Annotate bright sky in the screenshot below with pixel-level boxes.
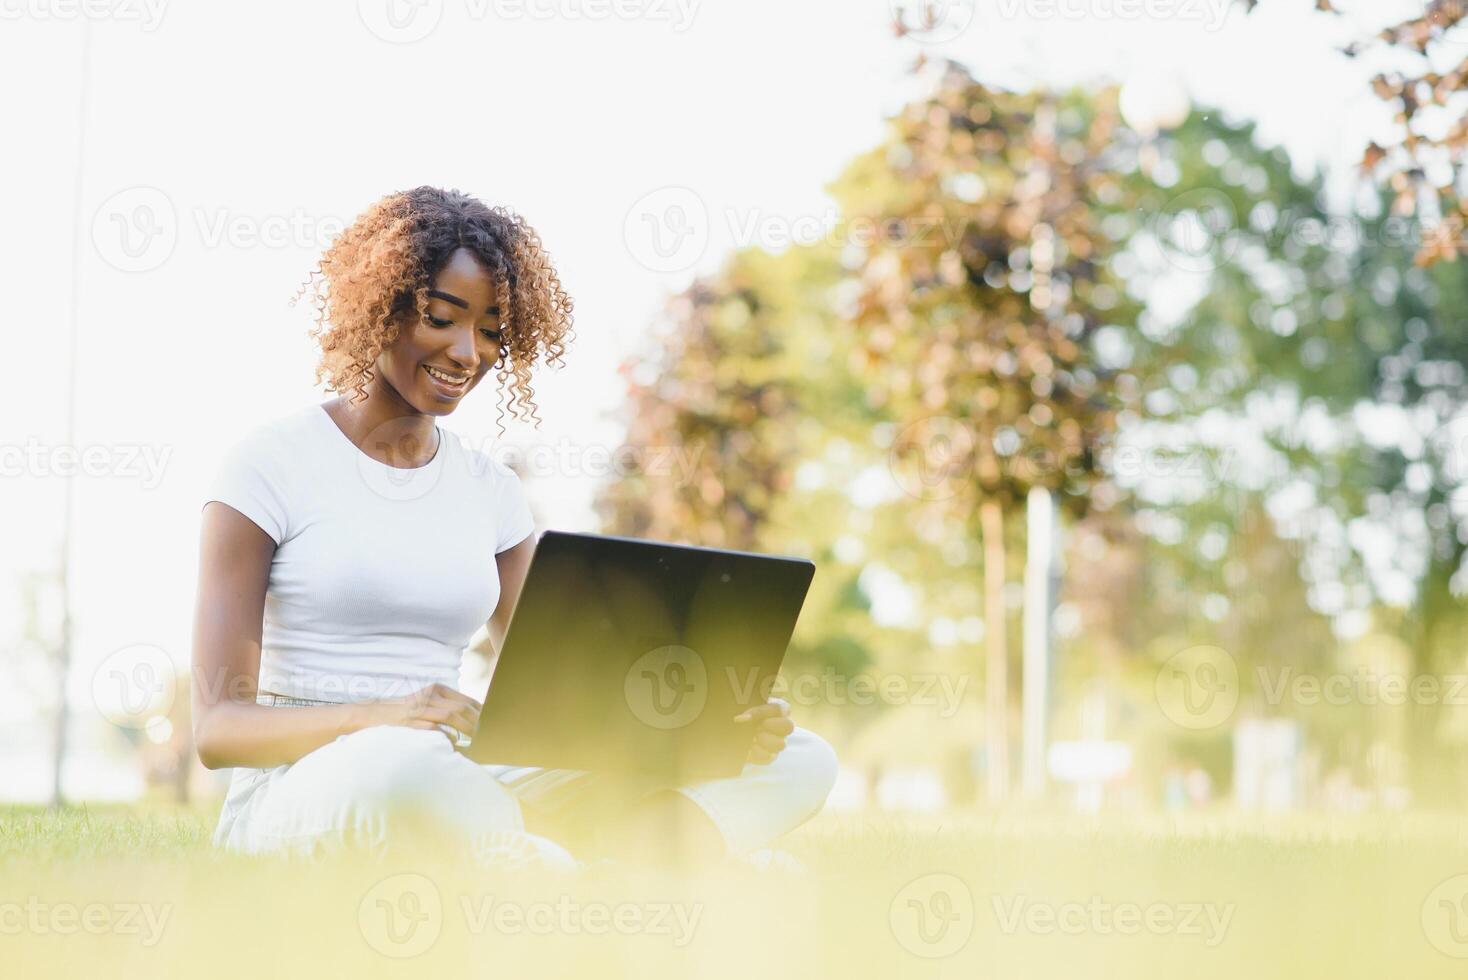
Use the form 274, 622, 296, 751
0, 0, 1428, 798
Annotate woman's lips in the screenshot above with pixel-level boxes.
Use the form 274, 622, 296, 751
423, 364, 470, 396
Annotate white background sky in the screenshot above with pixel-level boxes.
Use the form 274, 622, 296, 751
0, 0, 1430, 798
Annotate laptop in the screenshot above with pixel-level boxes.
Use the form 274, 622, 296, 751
463, 530, 816, 780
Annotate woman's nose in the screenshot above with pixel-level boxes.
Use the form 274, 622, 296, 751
447, 326, 479, 370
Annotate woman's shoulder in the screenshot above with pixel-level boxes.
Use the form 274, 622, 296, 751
203, 405, 330, 544
216, 404, 330, 469
451, 432, 525, 486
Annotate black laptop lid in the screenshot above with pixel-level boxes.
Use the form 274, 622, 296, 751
466, 531, 816, 780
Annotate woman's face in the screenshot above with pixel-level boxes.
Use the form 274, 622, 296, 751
375, 246, 504, 415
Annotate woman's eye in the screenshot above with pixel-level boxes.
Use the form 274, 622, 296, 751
482, 329, 502, 342
427, 316, 453, 327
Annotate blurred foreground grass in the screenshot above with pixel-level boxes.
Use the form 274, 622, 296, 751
5, 802, 1468, 978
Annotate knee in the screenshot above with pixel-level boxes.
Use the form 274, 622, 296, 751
331, 726, 520, 832
776, 726, 839, 817
331, 727, 443, 814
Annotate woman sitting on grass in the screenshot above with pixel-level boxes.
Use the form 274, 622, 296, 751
190, 186, 837, 869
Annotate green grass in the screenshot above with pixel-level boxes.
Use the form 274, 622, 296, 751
5, 803, 1468, 978
0, 803, 214, 861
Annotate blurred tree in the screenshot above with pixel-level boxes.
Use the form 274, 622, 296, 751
597, 53, 1461, 808
596, 243, 918, 764
596, 244, 845, 551
1302, 194, 1468, 803
1245, 0, 1468, 263
1102, 92, 1468, 800
829, 62, 1146, 801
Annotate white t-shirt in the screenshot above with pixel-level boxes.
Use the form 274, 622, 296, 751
201, 403, 536, 702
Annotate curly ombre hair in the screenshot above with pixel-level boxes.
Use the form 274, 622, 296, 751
299, 186, 574, 429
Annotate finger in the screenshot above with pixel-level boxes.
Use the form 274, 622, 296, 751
419, 705, 478, 735
418, 707, 475, 737
406, 720, 456, 744
755, 732, 788, 753
734, 703, 785, 723
771, 697, 790, 717
424, 694, 468, 718
433, 685, 483, 711
758, 716, 795, 737
451, 708, 480, 736
746, 748, 776, 766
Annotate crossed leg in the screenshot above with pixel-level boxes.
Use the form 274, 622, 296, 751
225, 723, 839, 866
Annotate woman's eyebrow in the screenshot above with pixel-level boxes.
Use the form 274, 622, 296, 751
427, 289, 468, 309
428, 288, 499, 314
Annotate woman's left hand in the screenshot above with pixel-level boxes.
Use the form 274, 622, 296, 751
734, 697, 794, 766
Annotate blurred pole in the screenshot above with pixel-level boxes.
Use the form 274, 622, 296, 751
51, 19, 93, 811
1022, 486, 1054, 799
980, 498, 1009, 803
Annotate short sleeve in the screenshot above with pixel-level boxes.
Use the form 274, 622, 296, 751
202, 433, 290, 546
495, 465, 536, 553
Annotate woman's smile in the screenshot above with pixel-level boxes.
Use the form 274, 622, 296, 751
423, 363, 472, 398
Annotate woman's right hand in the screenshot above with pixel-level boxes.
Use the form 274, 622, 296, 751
363, 683, 482, 746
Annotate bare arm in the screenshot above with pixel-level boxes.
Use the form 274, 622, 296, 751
190, 502, 386, 769
482, 531, 538, 670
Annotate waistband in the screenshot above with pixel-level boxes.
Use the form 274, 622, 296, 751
256, 690, 465, 747
256, 691, 341, 707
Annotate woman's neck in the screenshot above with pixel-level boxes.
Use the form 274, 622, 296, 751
325, 384, 440, 468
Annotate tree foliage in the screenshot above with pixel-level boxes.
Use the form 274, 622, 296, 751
1246, 0, 1468, 263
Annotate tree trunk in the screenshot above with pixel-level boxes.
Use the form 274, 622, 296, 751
1022, 487, 1055, 799
1407, 532, 1466, 808
981, 497, 1010, 804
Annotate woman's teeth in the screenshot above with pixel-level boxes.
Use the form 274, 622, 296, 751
425, 366, 468, 387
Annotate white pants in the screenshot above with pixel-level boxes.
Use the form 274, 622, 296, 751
212, 723, 838, 860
